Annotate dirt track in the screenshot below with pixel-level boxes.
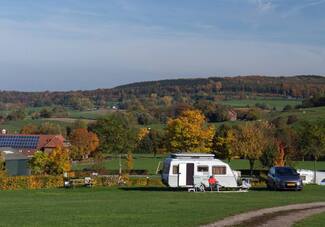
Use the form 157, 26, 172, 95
202, 202, 325, 227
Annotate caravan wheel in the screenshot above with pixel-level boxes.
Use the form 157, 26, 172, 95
199, 184, 205, 192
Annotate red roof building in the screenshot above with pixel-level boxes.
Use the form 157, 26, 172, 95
0, 134, 68, 157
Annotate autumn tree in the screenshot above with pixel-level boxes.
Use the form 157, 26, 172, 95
30, 148, 71, 175
39, 108, 52, 118
29, 151, 49, 175
166, 110, 214, 153
38, 122, 63, 135
47, 147, 71, 175
212, 124, 236, 162
70, 128, 99, 160
20, 124, 38, 134
273, 127, 296, 166
136, 128, 165, 156
20, 122, 64, 135
137, 128, 150, 142
234, 121, 270, 176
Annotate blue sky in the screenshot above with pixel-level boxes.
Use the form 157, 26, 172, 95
0, 0, 325, 91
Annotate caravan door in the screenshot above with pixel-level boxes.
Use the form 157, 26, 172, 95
178, 163, 187, 186
178, 163, 194, 187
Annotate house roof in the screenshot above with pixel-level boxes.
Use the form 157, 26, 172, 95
37, 135, 65, 149
0, 134, 65, 151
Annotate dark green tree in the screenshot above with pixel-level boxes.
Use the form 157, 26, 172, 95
297, 121, 325, 182
91, 113, 137, 154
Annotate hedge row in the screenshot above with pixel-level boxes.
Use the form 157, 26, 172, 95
127, 177, 164, 187
0, 176, 64, 190
0, 175, 164, 190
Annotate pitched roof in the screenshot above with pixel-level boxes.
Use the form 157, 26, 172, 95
0, 134, 65, 150
37, 135, 65, 149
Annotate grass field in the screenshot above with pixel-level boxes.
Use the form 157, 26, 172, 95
269, 106, 325, 123
294, 211, 325, 227
0, 119, 73, 134
0, 185, 323, 226
68, 109, 114, 120
73, 155, 325, 174
220, 98, 302, 110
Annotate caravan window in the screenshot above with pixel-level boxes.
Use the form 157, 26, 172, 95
172, 165, 179, 174
212, 166, 227, 175
197, 166, 209, 173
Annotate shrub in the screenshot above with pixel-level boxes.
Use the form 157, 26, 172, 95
127, 177, 164, 187
92, 176, 120, 187
0, 176, 64, 190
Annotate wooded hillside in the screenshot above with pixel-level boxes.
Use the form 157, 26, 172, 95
0, 75, 324, 109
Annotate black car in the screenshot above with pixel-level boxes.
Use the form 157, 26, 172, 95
267, 166, 303, 191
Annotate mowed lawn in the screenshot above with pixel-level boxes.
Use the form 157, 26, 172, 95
0, 185, 324, 226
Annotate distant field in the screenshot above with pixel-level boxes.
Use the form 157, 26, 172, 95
269, 106, 325, 123
0, 119, 72, 134
0, 185, 323, 227
0, 108, 114, 132
220, 98, 302, 110
68, 109, 114, 119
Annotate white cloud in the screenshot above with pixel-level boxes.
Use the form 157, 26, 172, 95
253, 0, 275, 13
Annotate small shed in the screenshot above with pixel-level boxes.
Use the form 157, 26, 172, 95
1, 149, 30, 176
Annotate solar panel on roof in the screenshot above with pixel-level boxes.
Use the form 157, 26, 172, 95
0, 135, 39, 149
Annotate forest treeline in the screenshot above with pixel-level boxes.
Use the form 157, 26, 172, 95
0, 75, 325, 110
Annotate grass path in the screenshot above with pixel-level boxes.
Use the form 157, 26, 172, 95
203, 202, 325, 227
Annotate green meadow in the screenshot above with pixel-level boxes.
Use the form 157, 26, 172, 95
0, 185, 323, 227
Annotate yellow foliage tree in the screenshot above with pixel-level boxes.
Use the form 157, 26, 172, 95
137, 128, 150, 143
166, 110, 214, 153
48, 147, 71, 174
234, 121, 270, 175
70, 128, 100, 160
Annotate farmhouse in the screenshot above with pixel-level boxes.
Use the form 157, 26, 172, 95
0, 134, 68, 157
0, 134, 69, 176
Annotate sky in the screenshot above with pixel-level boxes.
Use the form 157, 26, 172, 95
0, 0, 325, 91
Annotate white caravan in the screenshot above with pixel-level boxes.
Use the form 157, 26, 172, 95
297, 169, 325, 185
161, 153, 243, 189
